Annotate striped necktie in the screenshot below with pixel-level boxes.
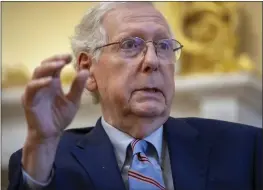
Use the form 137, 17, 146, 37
128, 139, 166, 190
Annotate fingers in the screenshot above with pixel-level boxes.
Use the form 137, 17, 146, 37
24, 54, 73, 106
32, 61, 65, 79
41, 54, 72, 65
33, 54, 72, 79
22, 76, 53, 106
66, 70, 89, 105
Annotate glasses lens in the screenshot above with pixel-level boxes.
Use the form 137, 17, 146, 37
157, 40, 182, 61
120, 37, 145, 57
119, 37, 183, 61
157, 39, 173, 51
156, 39, 174, 59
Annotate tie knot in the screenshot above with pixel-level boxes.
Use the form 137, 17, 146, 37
131, 139, 147, 155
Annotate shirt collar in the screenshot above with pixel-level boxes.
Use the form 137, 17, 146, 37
101, 117, 163, 169
144, 125, 163, 161
101, 117, 133, 169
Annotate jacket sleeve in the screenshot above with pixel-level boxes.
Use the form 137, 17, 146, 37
7, 149, 56, 190
254, 127, 263, 190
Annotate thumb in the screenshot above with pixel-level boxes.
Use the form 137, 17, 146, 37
66, 70, 89, 105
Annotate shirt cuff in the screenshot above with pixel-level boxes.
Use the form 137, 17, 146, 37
22, 168, 54, 188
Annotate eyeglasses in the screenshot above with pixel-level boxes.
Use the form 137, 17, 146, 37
93, 37, 183, 61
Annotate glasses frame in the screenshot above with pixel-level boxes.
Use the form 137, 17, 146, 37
93, 37, 184, 57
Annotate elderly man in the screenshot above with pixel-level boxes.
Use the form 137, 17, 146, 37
8, 2, 262, 190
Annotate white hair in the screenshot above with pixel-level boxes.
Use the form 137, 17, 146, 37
70, 2, 154, 66
70, 2, 159, 103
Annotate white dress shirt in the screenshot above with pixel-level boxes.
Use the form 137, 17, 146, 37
23, 117, 174, 189
101, 117, 174, 190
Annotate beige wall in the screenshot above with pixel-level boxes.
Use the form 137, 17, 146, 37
2, 2, 95, 72
2, 2, 262, 73
239, 2, 262, 71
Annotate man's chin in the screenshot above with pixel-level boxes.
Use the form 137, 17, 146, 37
130, 102, 165, 117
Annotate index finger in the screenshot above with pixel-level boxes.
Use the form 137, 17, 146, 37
41, 53, 72, 65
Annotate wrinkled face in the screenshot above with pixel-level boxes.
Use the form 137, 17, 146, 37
94, 3, 175, 118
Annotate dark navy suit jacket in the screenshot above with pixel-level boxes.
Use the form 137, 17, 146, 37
8, 117, 262, 190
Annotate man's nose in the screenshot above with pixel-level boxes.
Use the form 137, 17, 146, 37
141, 43, 160, 73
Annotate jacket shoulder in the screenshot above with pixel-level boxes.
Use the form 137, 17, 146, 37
185, 117, 260, 131
169, 116, 262, 138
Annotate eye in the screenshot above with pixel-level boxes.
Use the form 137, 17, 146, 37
157, 40, 172, 50
120, 37, 144, 50
120, 39, 137, 49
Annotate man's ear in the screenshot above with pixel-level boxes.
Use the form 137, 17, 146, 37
77, 52, 97, 92
77, 51, 92, 70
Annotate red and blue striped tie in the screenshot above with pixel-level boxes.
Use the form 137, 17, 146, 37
128, 139, 166, 190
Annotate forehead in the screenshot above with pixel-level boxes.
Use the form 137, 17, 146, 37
102, 3, 171, 41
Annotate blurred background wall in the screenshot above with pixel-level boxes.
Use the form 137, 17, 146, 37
2, 2, 262, 73
1, 2, 262, 189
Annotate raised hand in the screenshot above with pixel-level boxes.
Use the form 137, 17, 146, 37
22, 54, 89, 140
21, 54, 89, 183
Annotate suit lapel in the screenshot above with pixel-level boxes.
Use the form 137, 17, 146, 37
164, 117, 212, 190
71, 118, 126, 190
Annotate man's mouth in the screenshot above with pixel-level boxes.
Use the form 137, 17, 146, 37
140, 88, 160, 93
135, 87, 163, 94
